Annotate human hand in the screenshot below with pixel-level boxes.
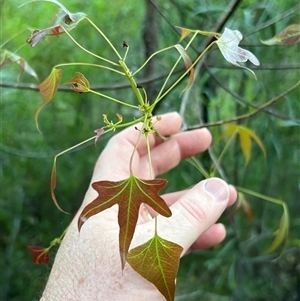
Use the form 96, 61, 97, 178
40, 112, 237, 301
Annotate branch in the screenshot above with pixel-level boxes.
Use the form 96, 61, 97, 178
205, 66, 299, 122
186, 80, 300, 130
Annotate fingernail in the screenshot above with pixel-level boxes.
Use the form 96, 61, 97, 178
204, 178, 228, 202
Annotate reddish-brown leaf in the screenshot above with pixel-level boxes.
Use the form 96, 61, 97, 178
127, 234, 183, 301
261, 24, 300, 45
23, 0, 86, 47
35, 68, 63, 131
94, 128, 105, 145
28, 246, 50, 264
228, 192, 253, 222
64, 72, 90, 93
174, 44, 194, 93
78, 176, 171, 269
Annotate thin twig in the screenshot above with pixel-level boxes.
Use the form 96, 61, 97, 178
186, 80, 300, 130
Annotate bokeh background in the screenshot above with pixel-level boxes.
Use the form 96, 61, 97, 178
1, 0, 299, 300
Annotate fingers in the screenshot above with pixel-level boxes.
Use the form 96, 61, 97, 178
133, 178, 230, 255
139, 128, 211, 177
120, 112, 183, 156
91, 112, 211, 181
162, 184, 237, 208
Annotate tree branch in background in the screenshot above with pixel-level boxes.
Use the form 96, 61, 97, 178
186, 80, 300, 130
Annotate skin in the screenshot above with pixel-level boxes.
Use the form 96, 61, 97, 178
40, 112, 237, 301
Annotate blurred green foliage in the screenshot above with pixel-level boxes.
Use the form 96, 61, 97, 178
1, 0, 299, 300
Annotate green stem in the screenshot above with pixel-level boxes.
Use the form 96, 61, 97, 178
119, 60, 145, 106
132, 45, 174, 76
62, 26, 119, 66
89, 89, 140, 109
153, 40, 217, 106
153, 32, 198, 105
212, 127, 237, 176
84, 17, 123, 60
123, 45, 130, 62
236, 186, 286, 206
187, 156, 210, 179
54, 62, 125, 75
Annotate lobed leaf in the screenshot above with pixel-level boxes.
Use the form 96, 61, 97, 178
261, 24, 300, 45
216, 28, 260, 79
36, 68, 63, 131
127, 234, 183, 301
174, 44, 194, 93
78, 176, 171, 269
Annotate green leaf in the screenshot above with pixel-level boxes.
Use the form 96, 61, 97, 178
264, 206, 289, 254
0, 49, 38, 80
36, 68, 63, 132
261, 24, 300, 45
216, 28, 260, 79
220, 124, 266, 164
64, 72, 90, 92
174, 44, 194, 93
78, 176, 171, 269
127, 234, 183, 301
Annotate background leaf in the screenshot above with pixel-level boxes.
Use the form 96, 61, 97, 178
261, 24, 300, 45
127, 234, 183, 301
220, 124, 266, 164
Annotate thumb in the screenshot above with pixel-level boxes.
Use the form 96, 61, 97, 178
134, 178, 230, 253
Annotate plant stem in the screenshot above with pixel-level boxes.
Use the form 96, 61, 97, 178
89, 89, 140, 109
212, 127, 238, 176
62, 27, 119, 66
84, 17, 123, 61
132, 45, 174, 76
55, 62, 125, 75
146, 32, 198, 106
153, 40, 216, 105
119, 60, 145, 106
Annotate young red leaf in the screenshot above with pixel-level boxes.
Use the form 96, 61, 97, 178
28, 246, 50, 264
261, 24, 300, 45
127, 234, 183, 301
64, 72, 90, 93
228, 192, 253, 222
22, 0, 86, 47
94, 128, 105, 145
174, 44, 194, 93
78, 176, 171, 269
216, 28, 260, 79
0, 49, 38, 80
35, 68, 63, 131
